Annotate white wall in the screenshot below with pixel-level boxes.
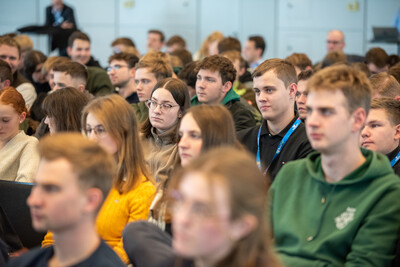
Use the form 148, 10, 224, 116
0, 0, 398, 66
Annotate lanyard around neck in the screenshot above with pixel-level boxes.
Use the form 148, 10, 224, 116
391, 151, 400, 167
256, 118, 301, 174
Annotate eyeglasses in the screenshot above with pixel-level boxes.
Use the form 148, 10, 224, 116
145, 99, 179, 113
326, 40, 342, 45
106, 65, 129, 72
85, 125, 107, 137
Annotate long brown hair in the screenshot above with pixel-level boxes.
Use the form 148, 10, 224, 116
82, 94, 153, 193
169, 147, 282, 267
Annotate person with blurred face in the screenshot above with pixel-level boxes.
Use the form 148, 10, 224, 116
271, 65, 400, 266
7, 133, 125, 267
0, 87, 38, 183
326, 30, 345, 53
295, 70, 313, 121
107, 52, 139, 104
67, 31, 101, 68
238, 59, 313, 180
0, 59, 12, 92
147, 30, 165, 52
0, 37, 36, 110
242, 35, 265, 69
361, 97, 400, 175
51, 61, 87, 92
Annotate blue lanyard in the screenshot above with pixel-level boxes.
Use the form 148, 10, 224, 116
391, 151, 400, 167
256, 118, 301, 174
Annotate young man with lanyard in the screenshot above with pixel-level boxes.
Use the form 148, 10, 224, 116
238, 58, 312, 180
270, 65, 400, 266
361, 97, 400, 176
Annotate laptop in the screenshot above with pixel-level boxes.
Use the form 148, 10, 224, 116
372, 27, 400, 43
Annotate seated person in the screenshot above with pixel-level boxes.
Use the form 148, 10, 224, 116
7, 133, 125, 267
0, 87, 38, 183
361, 97, 400, 176
365, 47, 389, 75
270, 65, 400, 266
295, 70, 313, 121
285, 52, 312, 75
123, 147, 283, 267
369, 72, 400, 101
141, 78, 190, 184
0, 59, 12, 92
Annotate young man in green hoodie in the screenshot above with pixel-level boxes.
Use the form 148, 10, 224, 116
270, 64, 400, 266
191, 55, 256, 131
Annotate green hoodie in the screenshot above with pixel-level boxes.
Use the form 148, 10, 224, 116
270, 149, 400, 267
190, 87, 240, 106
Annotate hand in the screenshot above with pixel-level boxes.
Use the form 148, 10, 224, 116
61, 21, 74, 29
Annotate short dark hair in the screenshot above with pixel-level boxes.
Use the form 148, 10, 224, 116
111, 37, 135, 48
0, 59, 12, 83
389, 64, 400, 84
195, 55, 236, 84
166, 35, 186, 49
369, 72, 400, 98
53, 61, 88, 84
217, 37, 241, 54
0, 36, 21, 57
22, 50, 47, 81
108, 52, 139, 68
298, 69, 313, 82
68, 31, 91, 47
365, 47, 389, 68
170, 49, 193, 67
285, 53, 312, 71
249, 35, 266, 56
178, 61, 198, 88
148, 29, 165, 43
253, 58, 297, 88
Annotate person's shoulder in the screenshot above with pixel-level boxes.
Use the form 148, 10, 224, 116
7, 246, 52, 267
237, 123, 259, 139
75, 240, 125, 267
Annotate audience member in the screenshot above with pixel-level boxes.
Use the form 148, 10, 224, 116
124, 147, 283, 267
13, 34, 33, 71
296, 69, 313, 121
192, 55, 256, 131
242, 35, 266, 69
389, 63, 400, 84
0, 36, 36, 109
170, 49, 192, 67
107, 52, 140, 104
217, 36, 241, 54
178, 60, 197, 98
0, 87, 38, 183
285, 52, 312, 74
7, 133, 125, 267
321, 50, 348, 69
365, 47, 389, 74
111, 37, 136, 54
41, 56, 70, 91
351, 62, 370, 77
141, 78, 190, 183
67, 31, 100, 67
52, 61, 88, 93
42, 86, 89, 134
134, 51, 173, 123
270, 64, 400, 266
325, 29, 364, 63
166, 35, 186, 53
369, 72, 400, 101
388, 54, 400, 68
0, 59, 12, 91
193, 31, 223, 61
147, 29, 165, 53
361, 97, 400, 175
238, 58, 313, 180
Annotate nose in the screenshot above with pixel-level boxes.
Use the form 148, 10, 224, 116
87, 130, 98, 142
27, 187, 42, 208
306, 110, 319, 128
178, 134, 188, 149
153, 103, 162, 114
136, 82, 143, 91
361, 126, 370, 138
196, 79, 205, 89
298, 94, 306, 104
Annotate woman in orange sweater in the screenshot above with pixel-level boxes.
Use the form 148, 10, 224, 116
43, 94, 155, 264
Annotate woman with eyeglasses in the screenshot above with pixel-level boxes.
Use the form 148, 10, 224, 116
141, 77, 190, 184
42, 94, 155, 264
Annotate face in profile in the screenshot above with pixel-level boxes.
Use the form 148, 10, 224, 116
85, 112, 118, 155
107, 59, 131, 88
0, 102, 25, 144
172, 172, 235, 261
148, 88, 181, 132
178, 113, 203, 166
44, 116, 56, 134
135, 68, 158, 102
361, 108, 400, 154
27, 158, 88, 232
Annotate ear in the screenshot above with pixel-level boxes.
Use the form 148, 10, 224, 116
178, 111, 183, 118
19, 112, 26, 124
395, 95, 400, 103
67, 46, 72, 57
394, 124, 400, 141
239, 67, 246, 77
83, 188, 103, 214
222, 81, 232, 95
230, 214, 258, 241
351, 107, 367, 133
129, 68, 136, 79
77, 84, 86, 93
288, 83, 297, 99
4, 80, 11, 88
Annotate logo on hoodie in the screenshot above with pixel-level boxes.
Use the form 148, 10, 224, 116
334, 207, 356, 230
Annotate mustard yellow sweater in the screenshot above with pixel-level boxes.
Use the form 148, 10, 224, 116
42, 176, 155, 264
